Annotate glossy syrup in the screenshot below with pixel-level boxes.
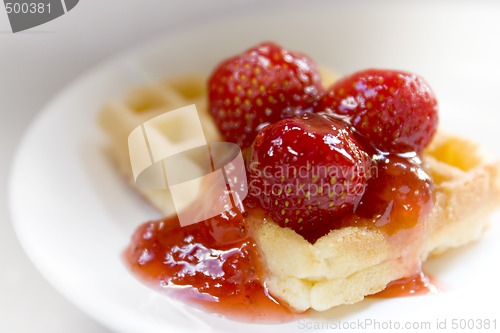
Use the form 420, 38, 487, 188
125, 210, 295, 323
372, 272, 439, 298
125, 154, 435, 321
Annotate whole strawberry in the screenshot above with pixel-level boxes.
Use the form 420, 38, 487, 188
318, 69, 438, 153
208, 42, 323, 148
246, 113, 372, 241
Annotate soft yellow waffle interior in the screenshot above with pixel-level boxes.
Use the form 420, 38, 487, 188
99, 73, 500, 312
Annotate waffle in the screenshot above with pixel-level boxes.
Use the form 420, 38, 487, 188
99, 73, 500, 312
99, 74, 222, 215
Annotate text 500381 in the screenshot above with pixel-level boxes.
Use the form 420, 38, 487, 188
5, 2, 51, 14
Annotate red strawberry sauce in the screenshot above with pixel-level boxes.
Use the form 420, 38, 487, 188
125, 210, 297, 322
124, 155, 436, 322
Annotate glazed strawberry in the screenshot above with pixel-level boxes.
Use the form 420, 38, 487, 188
208, 42, 323, 148
246, 113, 372, 241
318, 69, 438, 153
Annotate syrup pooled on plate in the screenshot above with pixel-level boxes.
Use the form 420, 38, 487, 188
372, 272, 438, 298
125, 210, 296, 323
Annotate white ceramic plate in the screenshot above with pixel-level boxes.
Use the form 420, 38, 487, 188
10, 2, 500, 332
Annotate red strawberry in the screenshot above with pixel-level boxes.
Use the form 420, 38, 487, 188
318, 69, 438, 153
208, 42, 324, 149
246, 113, 372, 242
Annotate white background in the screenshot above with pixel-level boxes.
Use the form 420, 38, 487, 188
0, 1, 265, 332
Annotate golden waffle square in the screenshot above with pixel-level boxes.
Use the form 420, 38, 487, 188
99, 74, 222, 215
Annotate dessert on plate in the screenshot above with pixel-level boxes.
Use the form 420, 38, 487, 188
99, 42, 500, 320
